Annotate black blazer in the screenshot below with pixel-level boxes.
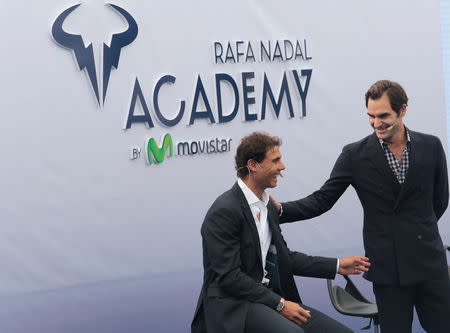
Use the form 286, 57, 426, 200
281, 130, 449, 285
191, 182, 337, 333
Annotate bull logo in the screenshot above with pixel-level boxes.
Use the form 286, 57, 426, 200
51, 3, 138, 105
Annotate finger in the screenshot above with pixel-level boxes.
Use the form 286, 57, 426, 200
353, 267, 369, 273
347, 270, 362, 275
352, 265, 369, 273
353, 264, 369, 272
358, 258, 371, 265
345, 266, 366, 274
356, 261, 371, 268
354, 259, 371, 267
298, 308, 311, 319
350, 256, 369, 264
293, 313, 308, 325
343, 268, 357, 274
286, 313, 304, 326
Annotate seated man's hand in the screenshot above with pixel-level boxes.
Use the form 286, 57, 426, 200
338, 256, 370, 275
280, 300, 311, 326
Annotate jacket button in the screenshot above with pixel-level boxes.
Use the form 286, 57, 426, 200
417, 235, 423, 240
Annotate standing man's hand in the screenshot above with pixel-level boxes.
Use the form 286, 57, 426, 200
280, 300, 311, 326
269, 195, 282, 213
338, 256, 370, 275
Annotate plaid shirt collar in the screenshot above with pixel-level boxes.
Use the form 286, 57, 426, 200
378, 127, 411, 148
378, 127, 411, 183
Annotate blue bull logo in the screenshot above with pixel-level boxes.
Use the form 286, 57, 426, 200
51, 3, 138, 105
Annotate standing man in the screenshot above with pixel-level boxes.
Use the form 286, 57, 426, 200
276, 80, 450, 332
191, 132, 370, 333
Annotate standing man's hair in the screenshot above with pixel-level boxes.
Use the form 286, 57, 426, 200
365, 80, 408, 115
235, 132, 282, 177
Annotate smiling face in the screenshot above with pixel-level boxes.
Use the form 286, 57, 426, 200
367, 92, 406, 142
250, 146, 285, 190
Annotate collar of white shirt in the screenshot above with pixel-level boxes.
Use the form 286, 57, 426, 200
237, 178, 269, 208
237, 178, 272, 284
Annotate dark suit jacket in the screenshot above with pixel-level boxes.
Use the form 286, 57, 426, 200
281, 130, 449, 286
191, 182, 337, 333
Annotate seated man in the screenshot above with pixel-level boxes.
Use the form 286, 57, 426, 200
191, 132, 370, 333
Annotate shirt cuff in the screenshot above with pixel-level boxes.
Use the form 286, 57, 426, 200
278, 203, 283, 216
336, 258, 339, 274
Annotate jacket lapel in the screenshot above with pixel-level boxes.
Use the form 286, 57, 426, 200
267, 206, 282, 247
394, 130, 420, 208
231, 183, 263, 265
366, 132, 399, 186
266, 203, 302, 301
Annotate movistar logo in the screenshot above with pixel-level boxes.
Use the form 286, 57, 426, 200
134, 133, 232, 166
146, 134, 173, 165
51, 3, 138, 105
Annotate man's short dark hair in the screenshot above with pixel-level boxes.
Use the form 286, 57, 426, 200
235, 132, 282, 178
365, 80, 408, 115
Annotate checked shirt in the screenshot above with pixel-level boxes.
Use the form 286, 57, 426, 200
379, 129, 411, 184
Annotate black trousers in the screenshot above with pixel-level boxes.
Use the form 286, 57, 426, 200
244, 302, 353, 333
373, 276, 450, 333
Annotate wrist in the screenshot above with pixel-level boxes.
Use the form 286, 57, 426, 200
276, 298, 285, 312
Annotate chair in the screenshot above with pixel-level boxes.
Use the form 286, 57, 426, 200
327, 275, 380, 333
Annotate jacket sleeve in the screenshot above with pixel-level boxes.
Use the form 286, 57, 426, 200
201, 206, 280, 309
270, 216, 337, 279
433, 138, 449, 221
289, 251, 337, 279
280, 146, 353, 223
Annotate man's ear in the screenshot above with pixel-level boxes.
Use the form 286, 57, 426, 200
399, 104, 407, 118
247, 159, 258, 173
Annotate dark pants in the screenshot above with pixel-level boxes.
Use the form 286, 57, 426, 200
373, 277, 450, 333
244, 303, 353, 333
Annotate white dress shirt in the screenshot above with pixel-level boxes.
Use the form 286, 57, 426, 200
237, 178, 272, 284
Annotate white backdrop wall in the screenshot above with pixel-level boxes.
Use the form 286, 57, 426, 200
0, 0, 448, 332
